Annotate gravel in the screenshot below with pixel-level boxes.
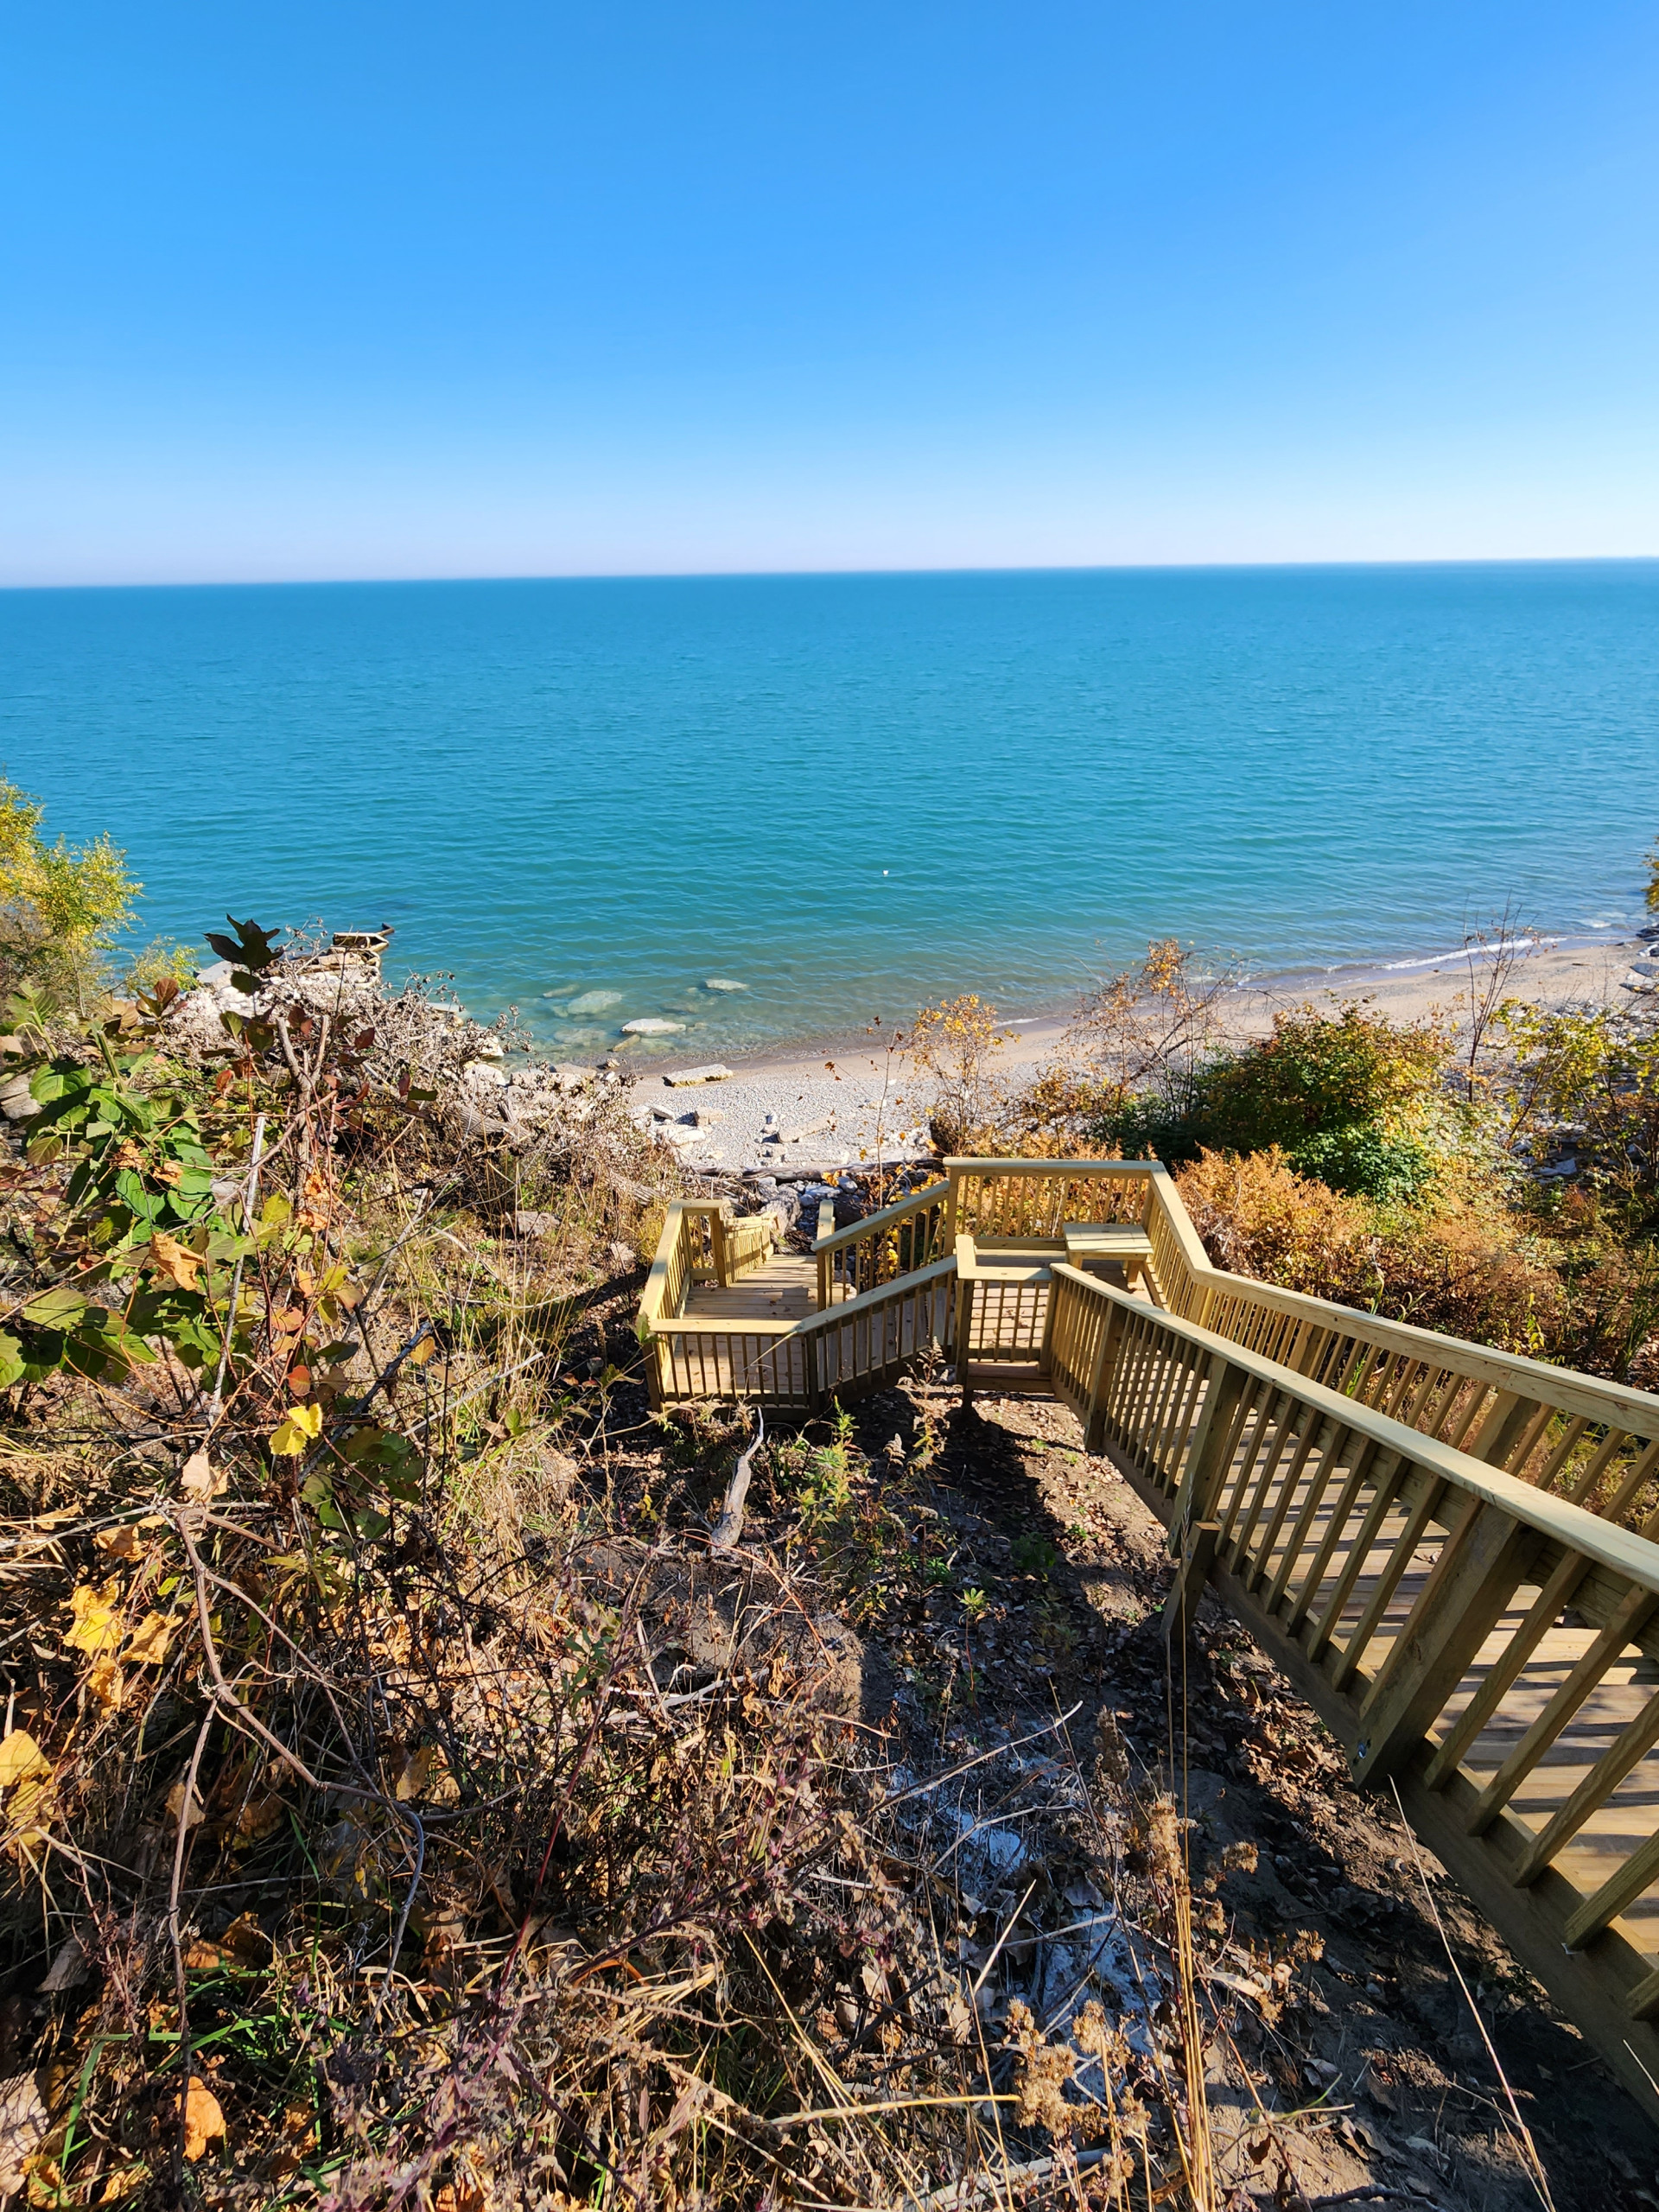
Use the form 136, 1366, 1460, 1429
632, 1065, 931, 1173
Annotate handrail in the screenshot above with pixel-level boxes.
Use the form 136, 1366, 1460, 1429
817, 1180, 951, 1306
945, 1157, 1158, 1242
1192, 1254, 1659, 1435
1129, 1171, 1659, 1529
1052, 1266, 1659, 1592
814, 1179, 943, 1258
1044, 1257, 1659, 2120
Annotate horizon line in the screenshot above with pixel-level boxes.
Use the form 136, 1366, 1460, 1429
4, 551, 1659, 594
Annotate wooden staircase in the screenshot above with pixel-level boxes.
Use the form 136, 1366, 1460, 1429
639, 1157, 1659, 2123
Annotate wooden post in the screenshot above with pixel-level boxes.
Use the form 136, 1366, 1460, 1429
1082, 1295, 1128, 1455
1350, 1502, 1541, 1786
954, 1241, 977, 1408
1163, 1356, 1247, 1558
1162, 1522, 1221, 1649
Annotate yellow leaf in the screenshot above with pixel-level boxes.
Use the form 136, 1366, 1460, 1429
268, 1402, 323, 1457
86, 1656, 124, 1710
64, 1580, 124, 1656
409, 1334, 439, 1367
92, 2162, 149, 2201
182, 1939, 222, 1972
0, 1734, 48, 1791
124, 1613, 173, 1668
148, 1232, 202, 1292
6, 1776, 53, 1847
181, 2078, 225, 2160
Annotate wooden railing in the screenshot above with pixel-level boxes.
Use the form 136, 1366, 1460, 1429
1135, 1179, 1659, 1537
646, 1169, 1659, 1542
1046, 1260, 1659, 2121
768, 1255, 958, 1407
947, 1157, 1155, 1238
816, 1181, 952, 1306
638, 1198, 781, 1404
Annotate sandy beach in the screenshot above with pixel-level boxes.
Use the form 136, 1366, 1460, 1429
633, 927, 1657, 1178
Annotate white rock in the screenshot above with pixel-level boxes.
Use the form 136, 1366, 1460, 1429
663, 1063, 733, 1086
657, 1122, 708, 1147
703, 978, 747, 992
622, 1019, 684, 1035
0, 1074, 39, 1122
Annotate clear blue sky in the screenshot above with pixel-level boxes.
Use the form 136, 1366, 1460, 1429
3, 2, 1656, 583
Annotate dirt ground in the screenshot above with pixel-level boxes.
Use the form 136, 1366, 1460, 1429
841, 1380, 1659, 2212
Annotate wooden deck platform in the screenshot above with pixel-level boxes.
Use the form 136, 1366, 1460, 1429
683, 1253, 817, 1323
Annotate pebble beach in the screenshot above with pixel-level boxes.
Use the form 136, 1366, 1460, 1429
627, 925, 1659, 1177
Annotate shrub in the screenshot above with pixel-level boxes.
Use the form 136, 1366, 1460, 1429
1097, 999, 1451, 1201
905, 994, 1012, 1154
1287, 1122, 1435, 1205
0, 779, 138, 1014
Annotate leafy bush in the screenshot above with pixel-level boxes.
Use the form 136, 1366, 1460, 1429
0, 779, 138, 1013
1096, 1001, 1450, 1199
904, 993, 1012, 1154
1287, 1122, 1434, 1204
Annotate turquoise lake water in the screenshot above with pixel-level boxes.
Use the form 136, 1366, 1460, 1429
2, 564, 1656, 1059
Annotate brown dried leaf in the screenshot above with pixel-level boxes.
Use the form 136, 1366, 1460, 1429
165, 1780, 206, 1831
124, 1612, 173, 1668
94, 1521, 157, 1562
148, 1233, 202, 1291
180, 1452, 226, 1502
220, 1911, 272, 1965
0, 2069, 48, 2192
181, 2077, 225, 2159
232, 1792, 286, 1845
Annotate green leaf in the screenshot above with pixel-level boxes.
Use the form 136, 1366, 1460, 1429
0, 1334, 23, 1389
21, 1287, 88, 1329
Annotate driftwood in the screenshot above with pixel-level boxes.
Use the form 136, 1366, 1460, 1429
709, 1410, 765, 1551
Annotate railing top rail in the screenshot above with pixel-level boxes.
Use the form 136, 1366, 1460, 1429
652, 1315, 803, 1338
793, 1253, 958, 1333
639, 1198, 695, 1329
945, 1156, 1160, 1179
653, 1254, 958, 1341
1140, 1161, 1213, 1273
1191, 1258, 1659, 1436
814, 1179, 946, 1256
1052, 1262, 1659, 1591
